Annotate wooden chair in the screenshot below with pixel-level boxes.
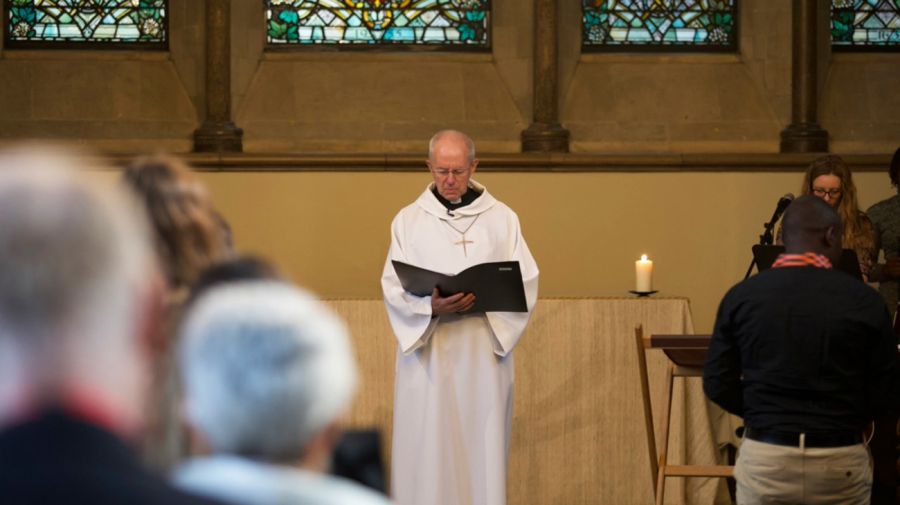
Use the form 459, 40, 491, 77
634, 324, 733, 505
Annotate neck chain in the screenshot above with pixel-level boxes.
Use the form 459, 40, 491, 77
443, 214, 480, 257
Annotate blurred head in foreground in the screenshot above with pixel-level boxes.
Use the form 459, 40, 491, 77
178, 281, 357, 470
0, 147, 159, 434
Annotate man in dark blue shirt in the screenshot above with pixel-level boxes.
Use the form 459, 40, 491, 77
704, 195, 900, 505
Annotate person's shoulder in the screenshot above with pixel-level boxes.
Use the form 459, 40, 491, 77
174, 456, 392, 505
727, 267, 810, 298
307, 474, 393, 505
394, 200, 420, 217
866, 196, 895, 219
856, 209, 875, 231
833, 270, 882, 299
263, 466, 393, 505
391, 200, 425, 226
161, 486, 229, 505
801, 267, 883, 304
735, 266, 785, 288
723, 268, 884, 317
858, 208, 872, 221
478, 195, 520, 222
495, 198, 518, 212
489, 199, 517, 217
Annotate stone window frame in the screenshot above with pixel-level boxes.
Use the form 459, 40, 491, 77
262, 0, 493, 53
2, 0, 170, 51
581, 0, 740, 54
830, 0, 900, 53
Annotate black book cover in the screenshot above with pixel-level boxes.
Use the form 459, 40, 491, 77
391, 260, 528, 313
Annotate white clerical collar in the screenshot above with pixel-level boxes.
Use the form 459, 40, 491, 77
417, 179, 496, 218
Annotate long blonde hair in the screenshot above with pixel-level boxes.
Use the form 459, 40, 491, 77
800, 155, 867, 250
123, 156, 229, 290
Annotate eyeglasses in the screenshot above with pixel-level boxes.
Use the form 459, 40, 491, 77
812, 188, 842, 198
432, 168, 469, 177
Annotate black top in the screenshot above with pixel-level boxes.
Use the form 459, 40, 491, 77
431, 186, 481, 211
703, 266, 900, 433
0, 410, 224, 505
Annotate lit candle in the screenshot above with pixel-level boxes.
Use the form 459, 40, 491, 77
636, 254, 653, 292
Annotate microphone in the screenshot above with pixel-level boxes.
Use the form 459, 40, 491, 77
748, 193, 796, 278
447, 208, 454, 217
760, 193, 794, 245
768, 193, 794, 226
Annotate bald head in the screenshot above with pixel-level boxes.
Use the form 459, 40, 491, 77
781, 195, 843, 261
428, 130, 476, 165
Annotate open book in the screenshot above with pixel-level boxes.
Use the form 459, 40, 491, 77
391, 260, 528, 313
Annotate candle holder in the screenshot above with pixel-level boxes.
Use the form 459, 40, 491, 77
629, 290, 659, 298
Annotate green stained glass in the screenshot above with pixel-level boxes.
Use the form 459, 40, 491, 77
831, 0, 900, 49
265, 0, 489, 47
4, 0, 168, 47
582, 0, 737, 51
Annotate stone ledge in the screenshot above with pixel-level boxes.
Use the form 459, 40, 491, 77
96, 151, 894, 172
0, 49, 169, 61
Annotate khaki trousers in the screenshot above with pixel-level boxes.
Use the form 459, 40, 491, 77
735, 437, 872, 505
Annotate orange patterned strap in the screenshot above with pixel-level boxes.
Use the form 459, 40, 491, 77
772, 252, 833, 269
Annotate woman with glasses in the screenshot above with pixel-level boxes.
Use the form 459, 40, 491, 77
866, 147, 900, 317
778, 154, 876, 280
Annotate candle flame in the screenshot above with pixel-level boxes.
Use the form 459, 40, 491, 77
641, 254, 648, 261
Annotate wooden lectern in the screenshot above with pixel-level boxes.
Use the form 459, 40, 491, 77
634, 325, 733, 505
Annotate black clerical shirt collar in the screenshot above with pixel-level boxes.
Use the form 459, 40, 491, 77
431, 186, 482, 211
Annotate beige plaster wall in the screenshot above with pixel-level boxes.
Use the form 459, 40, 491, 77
199, 169, 897, 334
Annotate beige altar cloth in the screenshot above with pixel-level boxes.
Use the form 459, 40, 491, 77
328, 297, 730, 505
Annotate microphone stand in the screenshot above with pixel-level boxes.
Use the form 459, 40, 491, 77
743, 215, 779, 280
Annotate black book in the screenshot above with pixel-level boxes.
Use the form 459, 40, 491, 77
391, 260, 528, 313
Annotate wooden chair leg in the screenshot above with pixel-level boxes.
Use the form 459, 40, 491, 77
635, 326, 658, 497
656, 363, 675, 505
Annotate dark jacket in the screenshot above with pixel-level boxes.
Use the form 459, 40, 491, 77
704, 266, 900, 433
0, 410, 224, 505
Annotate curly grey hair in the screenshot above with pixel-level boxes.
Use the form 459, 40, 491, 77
178, 281, 357, 462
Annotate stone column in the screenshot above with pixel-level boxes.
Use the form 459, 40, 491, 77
521, 0, 569, 152
194, 0, 243, 153
779, 0, 828, 153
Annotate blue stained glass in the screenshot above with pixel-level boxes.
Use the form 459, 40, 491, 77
5, 0, 168, 46
385, 27, 415, 41
582, 0, 736, 50
266, 0, 489, 47
832, 0, 900, 48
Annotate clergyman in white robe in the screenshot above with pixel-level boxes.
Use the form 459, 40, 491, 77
381, 179, 539, 505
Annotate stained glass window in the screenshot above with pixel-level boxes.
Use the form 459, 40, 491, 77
265, 0, 490, 48
831, 0, 900, 49
3, 0, 168, 49
582, 0, 737, 51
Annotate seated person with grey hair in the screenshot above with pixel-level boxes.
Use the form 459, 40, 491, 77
173, 281, 391, 505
